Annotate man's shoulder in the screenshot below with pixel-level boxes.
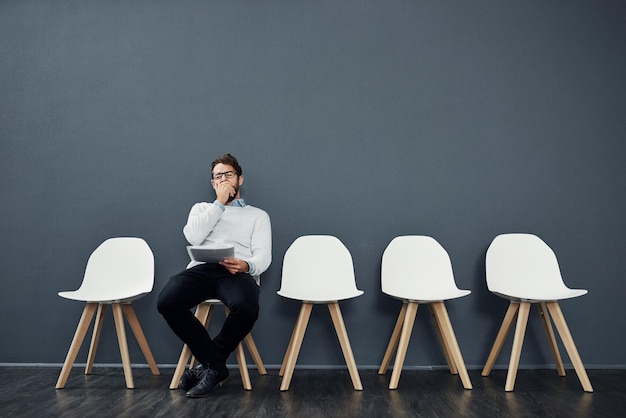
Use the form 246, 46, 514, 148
190, 201, 215, 210
242, 205, 270, 218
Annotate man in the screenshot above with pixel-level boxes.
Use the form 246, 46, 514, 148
157, 153, 272, 398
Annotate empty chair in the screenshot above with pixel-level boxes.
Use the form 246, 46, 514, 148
277, 235, 364, 391
169, 299, 267, 391
56, 237, 160, 389
378, 236, 472, 390
481, 233, 593, 392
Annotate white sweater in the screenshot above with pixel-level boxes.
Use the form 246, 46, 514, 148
182, 201, 272, 279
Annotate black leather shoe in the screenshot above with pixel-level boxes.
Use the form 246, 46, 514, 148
185, 368, 229, 398
179, 364, 208, 392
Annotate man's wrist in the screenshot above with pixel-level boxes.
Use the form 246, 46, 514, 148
213, 200, 226, 211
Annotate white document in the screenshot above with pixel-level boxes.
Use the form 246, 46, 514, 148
186, 246, 235, 263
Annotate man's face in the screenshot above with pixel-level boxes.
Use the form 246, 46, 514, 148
211, 163, 244, 202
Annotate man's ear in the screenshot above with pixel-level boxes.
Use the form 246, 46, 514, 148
238, 175, 244, 186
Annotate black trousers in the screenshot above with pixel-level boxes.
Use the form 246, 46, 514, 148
157, 263, 259, 369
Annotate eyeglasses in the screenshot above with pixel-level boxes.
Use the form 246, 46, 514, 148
212, 171, 238, 180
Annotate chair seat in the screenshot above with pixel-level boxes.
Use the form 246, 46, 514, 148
58, 289, 150, 303
384, 288, 470, 303
491, 288, 587, 302
277, 289, 363, 303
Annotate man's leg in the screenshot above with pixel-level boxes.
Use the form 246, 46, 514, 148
210, 272, 260, 370
156, 264, 224, 365
185, 272, 259, 398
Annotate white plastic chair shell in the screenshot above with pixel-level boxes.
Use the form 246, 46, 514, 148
278, 235, 363, 303
58, 237, 154, 303
382, 235, 470, 302
486, 233, 587, 302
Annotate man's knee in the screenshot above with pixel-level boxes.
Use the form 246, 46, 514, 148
156, 288, 170, 315
156, 273, 188, 315
156, 281, 180, 316
229, 300, 259, 322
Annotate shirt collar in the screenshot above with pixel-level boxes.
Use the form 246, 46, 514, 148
229, 199, 246, 207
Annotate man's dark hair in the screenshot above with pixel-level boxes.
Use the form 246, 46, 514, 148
211, 153, 242, 176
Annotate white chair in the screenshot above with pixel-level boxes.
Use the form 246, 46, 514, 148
277, 235, 364, 391
378, 236, 472, 390
481, 233, 593, 392
168, 299, 267, 391
55, 237, 160, 389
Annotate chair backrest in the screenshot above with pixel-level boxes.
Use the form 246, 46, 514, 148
486, 233, 576, 298
278, 235, 363, 302
382, 236, 469, 301
75, 237, 155, 301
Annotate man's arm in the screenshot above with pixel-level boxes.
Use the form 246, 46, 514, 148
220, 211, 271, 275
182, 202, 224, 246
245, 211, 272, 276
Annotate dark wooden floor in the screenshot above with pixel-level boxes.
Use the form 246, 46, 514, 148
1, 366, 624, 417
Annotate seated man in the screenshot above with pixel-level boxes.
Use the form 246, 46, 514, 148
157, 153, 272, 398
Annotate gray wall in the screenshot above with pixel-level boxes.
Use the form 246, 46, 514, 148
2, 0, 625, 370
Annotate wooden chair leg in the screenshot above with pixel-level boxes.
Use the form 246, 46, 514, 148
243, 334, 267, 375
378, 302, 408, 375
85, 304, 106, 375
538, 302, 565, 376
279, 321, 298, 377
112, 303, 134, 389
328, 302, 363, 391
430, 303, 458, 375
235, 342, 252, 390
280, 302, 313, 391
190, 303, 214, 368
546, 301, 593, 392
170, 341, 193, 389
121, 304, 160, 376
482, 302, 520, 376
431, 302, 472, 389
169, 302, 214, 389
505, 301, 531, 391
56, 303, 98, 389
389, 302, 419, 390
222, 305, 265, 389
